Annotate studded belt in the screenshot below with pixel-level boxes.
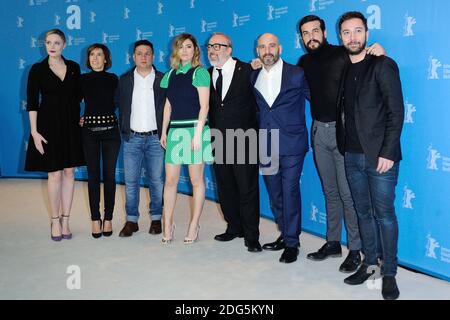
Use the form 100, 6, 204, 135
84, 114, 117, 126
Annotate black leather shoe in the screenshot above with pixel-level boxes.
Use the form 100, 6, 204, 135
262, 236, 285, 251
245, 240, 262, 252
307, 241, 342, 261
149, 220, 162, 234
279, 247, 299, 263
339, 250, 361, 273
214, 232, 243, 242
344, 264, 376, 285
382, 276, 400, 300
119, 221, 139, 237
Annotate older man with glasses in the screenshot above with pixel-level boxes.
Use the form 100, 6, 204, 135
206, 32, 262, 253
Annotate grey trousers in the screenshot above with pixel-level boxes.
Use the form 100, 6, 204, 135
312, 120, 361, 250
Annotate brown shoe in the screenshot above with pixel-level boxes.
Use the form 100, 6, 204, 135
149, 220, 162, 235
119, 221, 139, 237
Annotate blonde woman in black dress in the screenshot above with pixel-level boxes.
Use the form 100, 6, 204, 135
25, 29, 85, 241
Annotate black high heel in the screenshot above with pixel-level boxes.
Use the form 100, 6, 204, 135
92, 220, 102, 239
102, 219, 113, 237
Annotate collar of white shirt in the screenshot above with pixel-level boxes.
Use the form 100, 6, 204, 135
261, 57, 283, 76
134, 67, 155, 80
215, 57, 236, 74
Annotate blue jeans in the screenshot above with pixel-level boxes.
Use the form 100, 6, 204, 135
344, 152, 399, 276
123, 134, 165, 223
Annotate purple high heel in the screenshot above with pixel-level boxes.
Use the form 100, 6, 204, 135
51, 217, 62, 242
61, 215, 72, 240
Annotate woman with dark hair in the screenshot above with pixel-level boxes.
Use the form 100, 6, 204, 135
160, 33, 213, 244
25, 29, 85, 241
80, 43, 120, 238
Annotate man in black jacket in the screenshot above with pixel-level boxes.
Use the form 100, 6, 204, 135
298, 15, 365, 273
116, 40, 166, 237
336, 12, 404, 300
207, 32, 262, 252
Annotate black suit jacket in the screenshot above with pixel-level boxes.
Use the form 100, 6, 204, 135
208, 59, 258, 131
116, 66, 166, 141
336, 55, 404, 167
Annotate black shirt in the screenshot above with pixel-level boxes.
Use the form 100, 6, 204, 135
298, 43, 349, 122
343, 56, 369, 153
81, 70, 118, 127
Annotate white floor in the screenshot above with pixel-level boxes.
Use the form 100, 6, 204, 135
0, 179, 449, 300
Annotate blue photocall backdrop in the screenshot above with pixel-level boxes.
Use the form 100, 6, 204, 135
0, 0, 449, 281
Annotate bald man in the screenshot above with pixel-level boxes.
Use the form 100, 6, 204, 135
251, 33, 310, 263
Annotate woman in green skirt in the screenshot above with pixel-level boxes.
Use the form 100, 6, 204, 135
160, 33, 213, 244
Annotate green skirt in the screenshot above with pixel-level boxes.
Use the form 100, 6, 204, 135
165, 119, 213, 165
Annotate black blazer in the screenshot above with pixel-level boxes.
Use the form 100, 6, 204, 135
208, 59, 258, 131
336, 55, 404, 167
116, 66, 165, 141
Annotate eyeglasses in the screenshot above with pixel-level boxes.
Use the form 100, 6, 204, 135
206, 43, 229, 51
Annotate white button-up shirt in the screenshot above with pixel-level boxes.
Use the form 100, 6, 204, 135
212, 57, 236, 101
130, 68, 157, 132
254, 58, 283, 108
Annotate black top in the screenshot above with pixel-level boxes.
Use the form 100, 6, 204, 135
336, 55, 404, 166
81, 70, 118, 127
298, 42, 349, 122
166, 68, 201, 123
343, 57, 369, 153
25, 56, 85, 172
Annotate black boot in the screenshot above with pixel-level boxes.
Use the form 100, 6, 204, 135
339, 250, 361, 273
344, 264, 376, 285
382, 276, 400, 300
307, 241, 342, 260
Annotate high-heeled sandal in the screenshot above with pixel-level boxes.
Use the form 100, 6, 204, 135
184, 224, 200, 244
92, 220, 102, 239
50, 217, 62, 242
102, 219, 113, 237
61, 214, 72, 240
161, 223, 176, 244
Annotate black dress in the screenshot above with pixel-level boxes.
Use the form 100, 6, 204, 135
25, 56, 85, 172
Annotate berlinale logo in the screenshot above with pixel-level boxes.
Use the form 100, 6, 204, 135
124, 7, 130, 19
426, 234, 440, 259
17, 16, 24, 28
157, 1, 164, 15
402, 185, 415, 209
403, 13, 416, 37
404, 100, 416, 124
428, 56, 442, 80
427, 144, 441, 170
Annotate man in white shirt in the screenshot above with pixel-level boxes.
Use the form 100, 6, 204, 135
206, 33, 261, 252
116, 40, 166, 237
251, 33, 310, 263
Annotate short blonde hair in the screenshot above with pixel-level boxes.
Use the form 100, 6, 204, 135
169, 33, 201, 70
45, 28, 66, 43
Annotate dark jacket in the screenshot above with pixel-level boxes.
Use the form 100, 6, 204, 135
116, 66, 165, 141
336, 55, 404, 167
208, 59, 258, 131
251, 61, 310, 156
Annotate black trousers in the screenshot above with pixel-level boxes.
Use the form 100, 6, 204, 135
213, 162, 260, 242
82, 126, 121, 221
